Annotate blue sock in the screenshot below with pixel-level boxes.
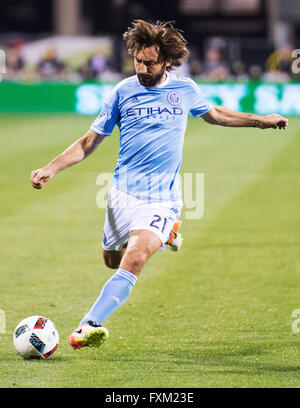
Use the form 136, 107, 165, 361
80, 268, 137, 326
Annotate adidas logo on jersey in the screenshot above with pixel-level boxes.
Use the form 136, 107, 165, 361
130, 96, 139, 103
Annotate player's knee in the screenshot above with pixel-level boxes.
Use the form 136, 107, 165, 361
123, 248, 148, 272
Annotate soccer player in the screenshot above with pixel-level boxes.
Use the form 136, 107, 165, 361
30, 20, 288, 350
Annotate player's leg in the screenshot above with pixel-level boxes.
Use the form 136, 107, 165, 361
68, 230, 160, 349
68, 185, 181, 349
80, 229, 160, 324
90, 202, 181, 324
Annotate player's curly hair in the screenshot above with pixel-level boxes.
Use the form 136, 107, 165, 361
123, 19, 189, 70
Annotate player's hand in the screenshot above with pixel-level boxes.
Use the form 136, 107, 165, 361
259, 114, 288, 130
30, 167, 54, 189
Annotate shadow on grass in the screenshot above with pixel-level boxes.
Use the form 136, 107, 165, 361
168, 347, 300, 376
193, 241, 300, 251
96, 341, 300, 377
8, 355, 74, 364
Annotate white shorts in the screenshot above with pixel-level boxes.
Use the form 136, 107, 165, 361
102, 185, 182, 251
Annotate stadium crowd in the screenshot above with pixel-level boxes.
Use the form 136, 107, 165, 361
3, 40, 299, 82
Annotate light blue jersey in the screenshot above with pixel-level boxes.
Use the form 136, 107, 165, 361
91, 72, 211, 202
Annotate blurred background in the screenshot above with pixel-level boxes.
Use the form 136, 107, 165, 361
1, 0, 300, 114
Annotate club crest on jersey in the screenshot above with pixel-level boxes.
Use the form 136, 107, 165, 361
167, 91, 181, 106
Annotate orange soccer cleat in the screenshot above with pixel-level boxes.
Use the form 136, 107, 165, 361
166, 220, 182, 251
68, 322, 109, 350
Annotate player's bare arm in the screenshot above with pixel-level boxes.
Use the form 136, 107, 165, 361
31, 130, 104, 189
202, 105, 288, 130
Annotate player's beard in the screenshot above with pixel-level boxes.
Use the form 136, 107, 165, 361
137, 66, 166, 87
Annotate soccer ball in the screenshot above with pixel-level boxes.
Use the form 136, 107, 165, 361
13, 316, 59, 360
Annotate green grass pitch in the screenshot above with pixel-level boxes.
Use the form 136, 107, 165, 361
0, 114, 299, 388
